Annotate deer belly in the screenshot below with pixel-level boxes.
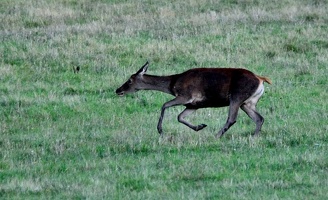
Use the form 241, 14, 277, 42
186, 97, 229, 108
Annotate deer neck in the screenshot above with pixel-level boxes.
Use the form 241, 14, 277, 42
140, 74, 174, 95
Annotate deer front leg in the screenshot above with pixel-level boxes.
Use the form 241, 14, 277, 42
178, 108, 207, 131
157, 97, 186, 135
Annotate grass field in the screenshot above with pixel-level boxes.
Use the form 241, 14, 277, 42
1, 0, 327, 199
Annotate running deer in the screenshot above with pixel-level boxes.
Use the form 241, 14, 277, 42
116, 61, 271, 138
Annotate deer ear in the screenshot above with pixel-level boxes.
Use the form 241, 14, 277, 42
136, 61, 149, 75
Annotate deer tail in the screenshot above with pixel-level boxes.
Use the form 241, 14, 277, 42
257, 75, 272, 85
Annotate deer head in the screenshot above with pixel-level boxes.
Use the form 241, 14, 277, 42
115, 61, 149, 96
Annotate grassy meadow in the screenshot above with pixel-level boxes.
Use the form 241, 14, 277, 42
1, 0, 327, 199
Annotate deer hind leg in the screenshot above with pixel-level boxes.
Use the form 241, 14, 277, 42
216, 102, 240, 138
241, 83, 265, 136
241, 103, 264, 136
178, 108, 207, 131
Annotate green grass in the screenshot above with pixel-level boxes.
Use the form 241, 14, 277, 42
1, 0, 327, 199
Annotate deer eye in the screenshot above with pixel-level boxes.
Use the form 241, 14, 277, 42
128, 79, 133, 85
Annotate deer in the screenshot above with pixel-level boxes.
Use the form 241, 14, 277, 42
116, 61, 272, 138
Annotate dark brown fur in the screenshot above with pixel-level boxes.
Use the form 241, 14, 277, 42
116, 61, 271, 138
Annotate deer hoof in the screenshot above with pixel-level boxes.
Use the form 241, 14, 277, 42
195, 124, 207, 131
215, 132, 223, 139
157, 127, 163, 135
252, 132, 260, 137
